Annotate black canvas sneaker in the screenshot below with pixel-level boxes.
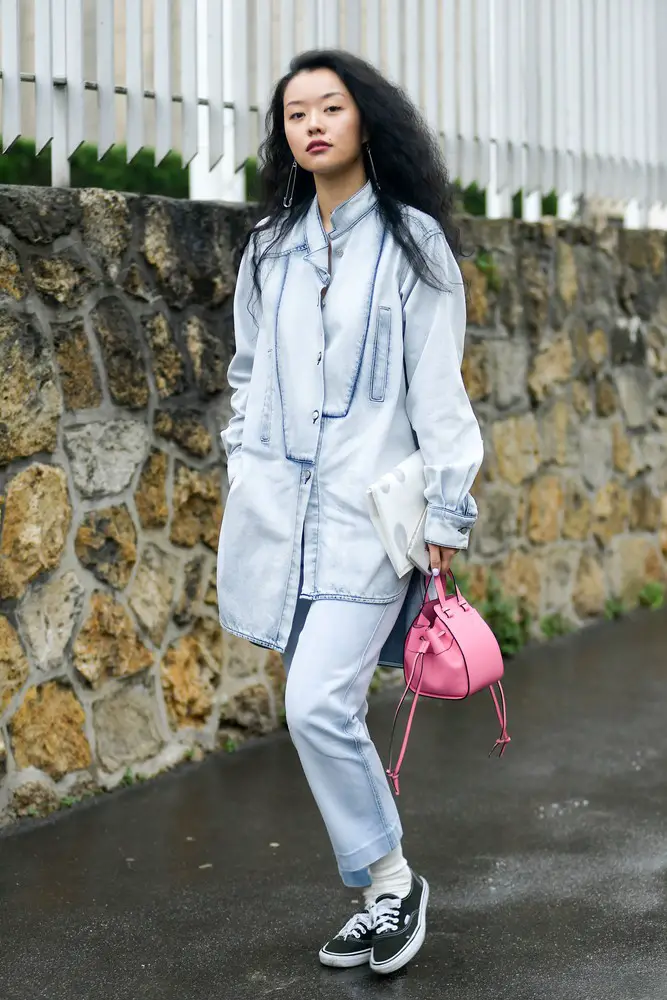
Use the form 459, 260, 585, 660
319, 907, 374, 968
369, 871, 429, 975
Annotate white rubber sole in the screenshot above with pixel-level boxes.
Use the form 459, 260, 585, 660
318, 946, 372, 969
369, 877, 429, 976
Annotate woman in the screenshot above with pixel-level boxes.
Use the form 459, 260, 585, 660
217, 49, 483, 975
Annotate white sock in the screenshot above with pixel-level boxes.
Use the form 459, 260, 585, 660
363, 845, 412, 907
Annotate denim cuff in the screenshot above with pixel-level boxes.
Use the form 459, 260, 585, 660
424, 503, 475, 550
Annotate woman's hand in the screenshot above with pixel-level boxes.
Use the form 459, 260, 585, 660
427, 544, 458, 578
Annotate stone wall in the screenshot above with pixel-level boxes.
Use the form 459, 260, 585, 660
0, 186, 284, 825
1, 186, 666, 826
457, 217, 667, 623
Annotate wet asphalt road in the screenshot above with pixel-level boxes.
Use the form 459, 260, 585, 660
1, 608, 667, 1000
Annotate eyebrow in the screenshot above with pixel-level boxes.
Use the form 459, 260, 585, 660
285, 91, 346, 108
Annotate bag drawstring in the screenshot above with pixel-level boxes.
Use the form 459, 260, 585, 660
386, 663, 510, 795
488, 682, 511, 757
386, 647, 426, 796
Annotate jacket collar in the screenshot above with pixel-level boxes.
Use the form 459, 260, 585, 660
304, 180, 378, 278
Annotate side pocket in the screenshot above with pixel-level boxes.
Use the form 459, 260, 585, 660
260, 350, 273, 444
370, 306, 391, 402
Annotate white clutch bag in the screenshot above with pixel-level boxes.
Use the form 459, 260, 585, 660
366, 450, 430, 578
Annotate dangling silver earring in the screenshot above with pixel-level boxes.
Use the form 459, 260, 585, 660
365, 142, 380, 191
283, 159, 297, 208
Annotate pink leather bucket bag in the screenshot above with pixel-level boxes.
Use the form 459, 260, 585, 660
386, 570, 510, 795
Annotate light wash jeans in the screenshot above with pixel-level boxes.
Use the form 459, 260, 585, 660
283, 587, 408, 887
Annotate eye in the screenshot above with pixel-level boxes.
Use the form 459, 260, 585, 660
288, 111, 305, 120
325, 104, 342, 113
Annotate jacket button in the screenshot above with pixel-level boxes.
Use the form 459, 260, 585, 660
334, 246, 344, 257
312, 410, 320, 422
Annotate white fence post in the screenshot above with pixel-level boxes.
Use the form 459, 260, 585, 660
96, 0, 115, 159
154, 0, 172, 165
66, 0, 84, 158
50, 0, 69, 186
34, 0, 54, 156
189, 0, 245, 202
125, 0, 144, 162
2, 0, 21, 152
486, 0, 511, 219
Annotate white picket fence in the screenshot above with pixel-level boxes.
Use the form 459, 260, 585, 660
1, 0, 666, 225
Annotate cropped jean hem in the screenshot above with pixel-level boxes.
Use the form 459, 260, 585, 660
337, 820, 403, 887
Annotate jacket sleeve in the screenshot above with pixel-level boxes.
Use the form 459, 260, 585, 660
401, 229, 484, 550
220, 242, 260, 487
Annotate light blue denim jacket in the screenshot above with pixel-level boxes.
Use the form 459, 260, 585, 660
217, 181, 483, 652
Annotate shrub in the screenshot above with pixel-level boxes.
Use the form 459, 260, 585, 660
540, 613, 574, 639
0, 137, 189, 198
637, 582, 665, 611
475, 574, 531, 657
604, 597, 625, 621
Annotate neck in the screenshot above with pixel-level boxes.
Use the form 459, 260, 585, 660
314, 160, 368, 232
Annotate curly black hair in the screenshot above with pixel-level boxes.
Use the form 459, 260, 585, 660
243, 48, 461, 301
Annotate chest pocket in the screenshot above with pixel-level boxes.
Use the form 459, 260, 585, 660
370, 306, 392, 402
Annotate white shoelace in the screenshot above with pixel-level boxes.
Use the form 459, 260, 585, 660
369, 896, 401, 935
337, 909, 374, 941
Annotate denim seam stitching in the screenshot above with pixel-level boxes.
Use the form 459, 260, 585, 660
321, 225, 388, 419
370, 305, 391, 403
302, 587, 409, 604
342, 601, 396, 840
218, 621, 280, 652
259, 349, 273, 445
311, 431, 325, 591
306, 203, 378, 255
273, 254, 291, 459
275, 479, 310, 652
428, 503, 476, 521
263, 242, 308, 259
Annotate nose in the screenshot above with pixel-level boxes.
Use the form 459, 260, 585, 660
306, 111, 325, 134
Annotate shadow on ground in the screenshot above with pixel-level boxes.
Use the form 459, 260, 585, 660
2, 609, 667, 1000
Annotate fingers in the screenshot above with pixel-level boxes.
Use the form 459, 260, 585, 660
441, 549, 454, 575
427, 546, 458, 578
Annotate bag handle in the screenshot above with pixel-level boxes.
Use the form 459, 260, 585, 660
431, 569, 466, 608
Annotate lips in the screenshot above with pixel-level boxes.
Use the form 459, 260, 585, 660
306, 141, 331, 153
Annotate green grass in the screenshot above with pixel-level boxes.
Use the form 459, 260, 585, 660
119, 767, 146, 786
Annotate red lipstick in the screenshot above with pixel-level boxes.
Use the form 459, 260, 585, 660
307, 140, 332, 153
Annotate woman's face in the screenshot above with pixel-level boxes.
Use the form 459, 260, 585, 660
283, 68, 365, 177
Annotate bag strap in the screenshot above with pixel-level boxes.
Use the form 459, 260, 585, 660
386, 647, 427, 796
